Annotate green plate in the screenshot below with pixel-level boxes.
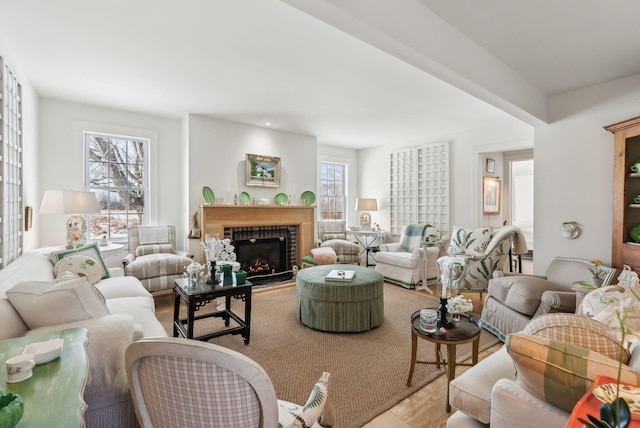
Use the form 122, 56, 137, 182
239, 191, 250, 205
275, 193, 288, 206
201, 186, 215, 204
300, 190, 315, 206
631, 224, 640, 243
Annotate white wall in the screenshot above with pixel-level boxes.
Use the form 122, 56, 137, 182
358, 122, 533, 238
534, 73, 640, 272
186, 115, 317, 260
37, 99, 183, 248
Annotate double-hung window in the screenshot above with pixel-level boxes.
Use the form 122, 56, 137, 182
319, 162, 346, 221
84, 132, 149, 240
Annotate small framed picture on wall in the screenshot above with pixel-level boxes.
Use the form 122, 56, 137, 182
486, 158, 495, 174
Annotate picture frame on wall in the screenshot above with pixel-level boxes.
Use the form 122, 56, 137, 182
245, 153, 281, 187
486, 158, 495, 174
483, 176, 501, 214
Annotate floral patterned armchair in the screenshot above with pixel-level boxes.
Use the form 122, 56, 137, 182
437, 225, 527, 296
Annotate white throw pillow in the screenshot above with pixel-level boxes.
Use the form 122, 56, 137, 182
54, 255, 103, 285
6, 277, 110, 329
50, 243, 110, 280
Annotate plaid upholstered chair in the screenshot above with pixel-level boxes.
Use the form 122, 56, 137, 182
125, 337, 333, 428
122, 226, 193, 293
374, 224, 439, 289
304, 221, 360, 266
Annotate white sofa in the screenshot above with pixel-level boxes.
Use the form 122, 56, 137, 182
447, 313, 640, 427
0, 250, 167, 427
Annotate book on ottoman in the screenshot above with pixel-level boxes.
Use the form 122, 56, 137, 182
325, 269, 356, 282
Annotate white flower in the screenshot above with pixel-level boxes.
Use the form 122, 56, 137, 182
200, 234, 237, 262
447, 295, 473, 314
185, 262, 204, 276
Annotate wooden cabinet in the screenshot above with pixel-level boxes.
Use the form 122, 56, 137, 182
605, 116, 640, 271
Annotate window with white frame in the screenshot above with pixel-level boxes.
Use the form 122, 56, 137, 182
0, 56, 24, 267
319, 162, 347, 220
84, 132, 149, 240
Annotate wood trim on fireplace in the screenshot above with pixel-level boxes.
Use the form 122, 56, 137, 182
199, 205, 315, 266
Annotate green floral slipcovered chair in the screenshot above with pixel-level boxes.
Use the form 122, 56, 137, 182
437, 225, 527, 296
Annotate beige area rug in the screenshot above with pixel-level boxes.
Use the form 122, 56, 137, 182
154, 283, 499, 428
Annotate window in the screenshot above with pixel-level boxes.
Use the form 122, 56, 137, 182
319, 162, 346, 220
0, 56, 24, 267
84, 132, 149, 240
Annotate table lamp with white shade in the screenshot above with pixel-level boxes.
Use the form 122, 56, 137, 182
356, 198, 377, 229
39, 190, 100, 249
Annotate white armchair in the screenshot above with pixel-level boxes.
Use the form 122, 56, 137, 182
374, 224, 439, 289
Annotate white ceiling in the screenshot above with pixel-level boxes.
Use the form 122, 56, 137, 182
1, 0, 639, 149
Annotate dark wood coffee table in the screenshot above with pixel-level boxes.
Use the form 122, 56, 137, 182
406, 308, 482, 412
173, 276, 252, 344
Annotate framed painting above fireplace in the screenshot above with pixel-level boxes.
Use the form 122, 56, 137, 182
246, 153, 281, 187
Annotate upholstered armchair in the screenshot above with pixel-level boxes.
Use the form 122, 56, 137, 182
315, 221, 360, 264
481, 256, 617, 341
437, 225, 527, 297
122, 226, 194, 293
375, 224, 440, 289
126, 337, 333, 428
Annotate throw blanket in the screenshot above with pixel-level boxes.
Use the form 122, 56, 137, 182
138, 227, 169, 245
311, 247, 337, 265
399, 224, 428, 252
27, 313, 139, 397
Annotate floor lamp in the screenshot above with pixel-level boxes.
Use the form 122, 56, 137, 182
356, 198, 377, 230
40, 190, 100, 249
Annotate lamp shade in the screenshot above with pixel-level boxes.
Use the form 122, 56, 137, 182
39, 190, 100, 214
355, 198, 378, 212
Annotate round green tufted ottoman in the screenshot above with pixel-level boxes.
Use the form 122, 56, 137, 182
296, 264, 384, 332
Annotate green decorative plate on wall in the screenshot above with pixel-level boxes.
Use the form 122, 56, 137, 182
300, 190, 316, 206
631, 224, 640, 243
275, 193, 288, 206
201, 186, 215, 204
239, 191, 251, 205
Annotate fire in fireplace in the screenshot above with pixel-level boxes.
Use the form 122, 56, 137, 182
233, 230, 291, 279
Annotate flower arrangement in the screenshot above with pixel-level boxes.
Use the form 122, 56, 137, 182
185, 261, 204, 276
447, 295, 473, 314
590, 259, 604, 280
200, 234, 237, 262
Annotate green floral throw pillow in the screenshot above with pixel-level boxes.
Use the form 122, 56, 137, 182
448, 227, 493, 256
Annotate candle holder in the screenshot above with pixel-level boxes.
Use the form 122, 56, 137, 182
438, 297, 454, 329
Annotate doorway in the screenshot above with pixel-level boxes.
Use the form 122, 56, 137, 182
507, 151, 534, 273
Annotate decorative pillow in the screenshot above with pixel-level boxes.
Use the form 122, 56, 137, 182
51, 243, 110, 280
399, 224, 428, 252
54, 255, 103, 285
506, 333, 640, 413
311, 247, 337, 265
6, 277, 110, 329
322, 233, 345, 241
582, 286, 640, 345
135, 243, 175, 257
522, 313, 629, 363
448, 226, 493, 256
278, 372, 331, 428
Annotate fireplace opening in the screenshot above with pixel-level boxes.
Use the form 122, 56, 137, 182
233, 228, 293, 285
236, 237, 287, 276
